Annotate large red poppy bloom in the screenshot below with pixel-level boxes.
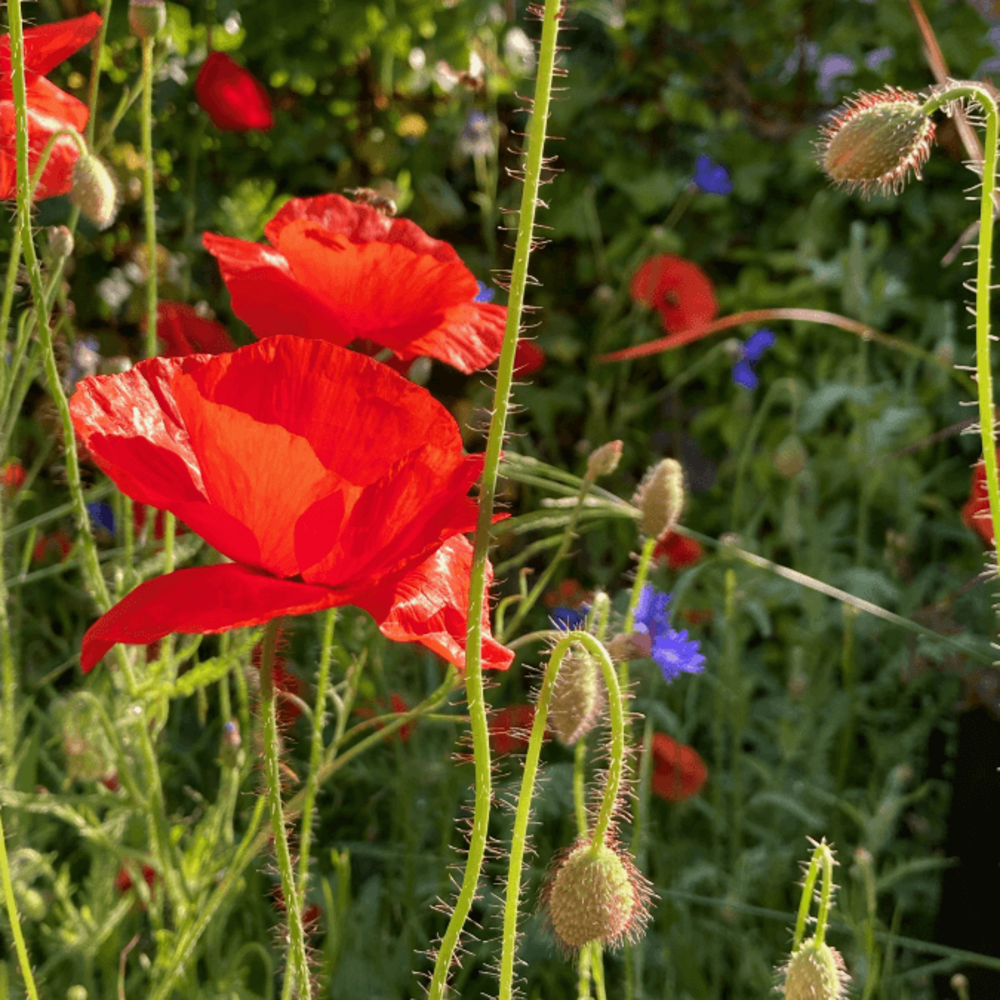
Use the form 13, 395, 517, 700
630, 254, 717, 334
154, 301, 237, 356
70, 336, 513, 673
650, 732, 707, 802
0, 13, 102, 200
202, 194, 507, 374
194, 51, 274, 132
962, 460, 994, 546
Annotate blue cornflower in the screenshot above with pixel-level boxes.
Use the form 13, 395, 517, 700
551, 606, 587, 631
87, 501, 115, 537
693, 154, 733, 196
474, 281, 495, 304
633, 584, 705, 682
732, 328, 776, 390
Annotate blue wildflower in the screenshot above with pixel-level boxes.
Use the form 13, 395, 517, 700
474, 281, 495, 304
87, 501, 115, 537
633, 584, 705, 682
693, 154, 733, 196
732, 328, 776, 390
551, 607, 587, 631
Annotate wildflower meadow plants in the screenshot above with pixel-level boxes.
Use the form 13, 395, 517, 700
2, 1, 1000, 999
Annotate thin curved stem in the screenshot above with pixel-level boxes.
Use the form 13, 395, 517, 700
0, 804, 39, 1000
141, 36, 159, 359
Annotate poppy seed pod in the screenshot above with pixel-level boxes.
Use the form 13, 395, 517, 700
128, 0, 166, 39
633, 458, 685, 542
69, 152, 118, 230
782, 938, 849, 1000
549, 645, 603, 746
820, 87, 934, 197
543, 838, 651, 951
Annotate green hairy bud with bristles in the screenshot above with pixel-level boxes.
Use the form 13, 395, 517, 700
549, 645, 603, 746
69, 152, 119, 231
781, 938, 849, 1000
819, 86, 935, 197
633, 457, 685, 542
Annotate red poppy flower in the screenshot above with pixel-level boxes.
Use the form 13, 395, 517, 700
0, 13, 101, 200
202, 194, 507, 374
630, 255, 717, 334
2, 459, 26, 495
70, 336, 513, 673
653, 531, 704, 569
649, 732, 707, 802
355, 692, 415, 742
33, 529, 72, 563
153, 301, 237, 357
115, 863, 156, 896
490, 703, 537, 755
249, 634, 303, 727
133, 503, 189, 544
962, 461, 993, 545
194, 51, 274, 132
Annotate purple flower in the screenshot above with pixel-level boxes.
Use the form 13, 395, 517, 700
732, 328, 776, 390
551, 606, 587, 631
474, 281, 495, 304
693, 154, 733, 196
633, 584, 705, 683
86, 501, 115, 537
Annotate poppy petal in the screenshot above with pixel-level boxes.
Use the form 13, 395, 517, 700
194, 51, 274, 132
18, 12, 101, 77
0, 103, 84, 200
80, 563, 343, 672
156, 302, 237, 356
367, 535, 514, 671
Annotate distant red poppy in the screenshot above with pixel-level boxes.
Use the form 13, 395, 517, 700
33, 529, 72, 563
115, 863, 156, 896
650, 733, 707, 802
2, 459, 26, 494
630, 255, 717, 334
133, 503, 189, 544
154, 301, 237, 356
355, 692, 415, 742
250, 635, 303, 727
203, 194, 507, 374
654, 531, 704, 569
962, 461, 993, 545
0, 13, 102, 200
513, 339, 546, 377
70, 336, 513, 673
490, 703, 537, 755
194, 51, 274, 132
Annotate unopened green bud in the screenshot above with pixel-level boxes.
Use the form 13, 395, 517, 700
67, 987, 89, 1000
69, 153, 119, 230
47, 225, 74, 259
544, 838, 651, 951
633, 458, 685, 542
773, 435, 807, 478
550, 646, 603, 745
782, 938, 849, 1000
128, 0, 167, 39
820, 87, 934, 197
586, 440, 623, 481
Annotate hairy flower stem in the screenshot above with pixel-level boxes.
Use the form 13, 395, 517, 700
259, 617, 311, 1000
499, 632, 626, 1000
141, 36, 159, 359
427, 2, 564, 997
792, 841, 836, 949
0, 805, 40, 1000
919, 84, 1000, 560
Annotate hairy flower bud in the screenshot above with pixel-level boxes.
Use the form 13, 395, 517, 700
47, 225, 74, 259
69, 153, 119, 230
633, 458, 685, 542
549, 645, 603, 745
782, 938, 849, 1000
543, 838, 652, 951
820, 87, 934, 197
586, 440, 623, 481
128, 0, 167, 39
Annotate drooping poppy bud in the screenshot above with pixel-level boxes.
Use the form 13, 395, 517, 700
195, 51, 275, 132
586, 440, 623, 481
542, 837, 652, 952
633, 458, 685, 542
820, 87, 934, 197
69, 152, 119, 230
549, 645, 603, 746
782, 938, 849, 1000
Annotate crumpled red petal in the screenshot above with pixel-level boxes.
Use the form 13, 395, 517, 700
80, 563, 344, 672
194, 51, 274, 132
370, 535, 514, 671
0, 12, 102, 81
204, 194, 507, 374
